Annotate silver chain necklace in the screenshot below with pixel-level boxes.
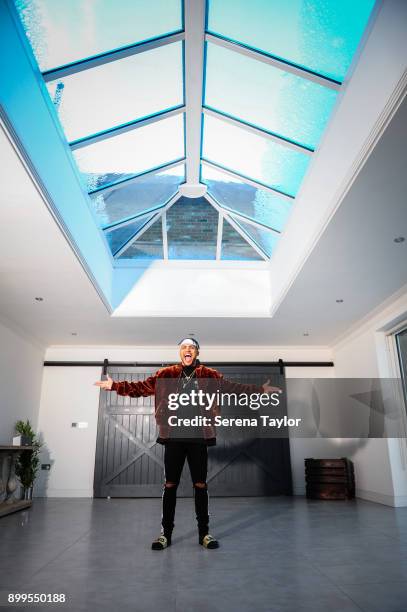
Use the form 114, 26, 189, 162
180, 368, 196, 389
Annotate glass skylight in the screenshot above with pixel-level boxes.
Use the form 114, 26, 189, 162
205, 42, 337, 150
16, 0, 183, 71
231, 216, 278, 258
91, 165, 184, 229
201, 165, 291, 232
118, 216, 163, 260
105, 214, 156, 257
46, 42, 184, 142
202, 114, 310, 197
74, 113, 185, 192
207, 0, 375, 82
221, 219, 262, 261
13, 0, 375, 264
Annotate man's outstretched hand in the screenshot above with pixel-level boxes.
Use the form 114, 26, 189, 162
94, 374, 114, 390
262, 379, 283, 394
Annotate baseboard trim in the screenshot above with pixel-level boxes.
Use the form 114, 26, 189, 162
33, 487, 407, 506
356, 488, 407, 507
292, 486, 407, 507
34, 489, 93, 498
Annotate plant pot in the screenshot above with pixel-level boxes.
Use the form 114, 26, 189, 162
21, 486, 33, 501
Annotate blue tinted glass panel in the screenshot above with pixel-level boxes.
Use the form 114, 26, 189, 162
207, 0, 375, 82
47, 43, 183, 142
167, 197, 218, 259
105, 214, 154, 256
90, 165, 184, 228
119, 217, 163, 260
232, 216, 278, 258
16, 0, 182, 71
203, 115, 309, 197
205, 43, 337, 150
202, 165, 291, 232
74, 113, 184, 191
221, 218, 262, 261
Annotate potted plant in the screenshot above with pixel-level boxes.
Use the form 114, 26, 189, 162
14, 420, 42, 500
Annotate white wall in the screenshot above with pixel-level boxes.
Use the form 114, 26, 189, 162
36, 366, 101, 497
0, 317, 44, 443
286, 367, 338, 496
38, 345, 333, 497
332, 287, 407, 506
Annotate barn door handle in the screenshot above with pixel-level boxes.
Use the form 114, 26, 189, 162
103, 358, 109, 379
278, 359, 284, 376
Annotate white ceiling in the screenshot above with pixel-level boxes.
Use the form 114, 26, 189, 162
0, 91, 406, 348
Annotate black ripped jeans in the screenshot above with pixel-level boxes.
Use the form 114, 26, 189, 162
162, 441, 209, 539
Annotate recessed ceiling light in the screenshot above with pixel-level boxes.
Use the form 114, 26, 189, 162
394, 236, 405, 243
34, 297, 43, 302
336, 299, 344, 303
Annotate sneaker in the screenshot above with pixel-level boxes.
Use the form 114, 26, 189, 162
199, 534, 219, 549
151, 535, 171, 550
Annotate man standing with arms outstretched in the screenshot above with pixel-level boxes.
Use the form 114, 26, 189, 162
95, 338, 279, 550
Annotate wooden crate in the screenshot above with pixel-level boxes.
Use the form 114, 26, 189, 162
305, 458, 355, 500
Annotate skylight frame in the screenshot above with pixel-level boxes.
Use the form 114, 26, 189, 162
88, 158, 186, 197
42, 31, 186, 83
204, 32, 342, 92
69, 106, 186, 152
201, 159, 296, 202
11, 0, 375, 266
202, 107, 314, 156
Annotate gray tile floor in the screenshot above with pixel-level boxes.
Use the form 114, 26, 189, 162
1, 497, 407, 612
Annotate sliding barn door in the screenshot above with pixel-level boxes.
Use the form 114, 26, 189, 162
93, 365, 292, 497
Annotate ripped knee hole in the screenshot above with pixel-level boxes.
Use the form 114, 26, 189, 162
194, 482, 207, 489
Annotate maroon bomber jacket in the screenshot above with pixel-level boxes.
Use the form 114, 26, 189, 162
111, 363, 264, 442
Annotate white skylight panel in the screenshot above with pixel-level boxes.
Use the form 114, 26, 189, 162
74, 113, 185, 192
202, 114, 310, 198
16, 0, 183, 71
47, 42, 184, 142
